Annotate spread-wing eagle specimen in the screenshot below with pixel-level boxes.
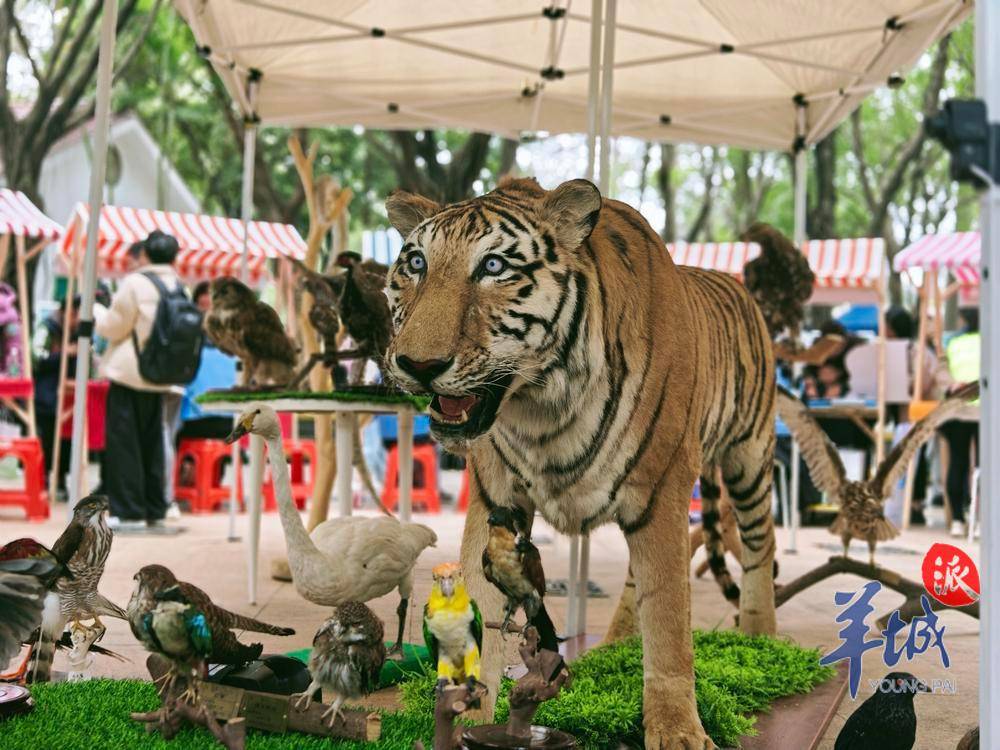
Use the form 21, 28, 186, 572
205, 276, 298, 388
0, 538, 65, 668
776, 382, 979, 566
128, 564, 294, 667
741, 222, 815, 343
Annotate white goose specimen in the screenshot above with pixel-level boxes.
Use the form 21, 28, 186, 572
228, 406, 437, 654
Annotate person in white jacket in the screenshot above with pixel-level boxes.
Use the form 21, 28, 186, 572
93, 231, 181, 529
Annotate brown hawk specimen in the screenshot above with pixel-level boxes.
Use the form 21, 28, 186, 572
29, 494, 126, 682
205, 276, 297, 387
741, 222, 815, 342
294, 601, 386, 727
128, 564, 294, 665
776, 382, 979, 566
482, 506, 559, 652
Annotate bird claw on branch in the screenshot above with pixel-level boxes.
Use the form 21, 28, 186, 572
132, 699, 246, 750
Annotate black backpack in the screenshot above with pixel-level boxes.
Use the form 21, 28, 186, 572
132, 272, 204, 385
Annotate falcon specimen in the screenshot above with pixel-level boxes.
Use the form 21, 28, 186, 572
835, 671, 930, 750
29, 494, 126, 683
741, 222, 815, 342
424, 562, 483, 690
776, 382, 979, 566
136, 584, 214, 702
331, 252, 392, 379
128, 564, 294, 666
294, 601, 386, 727
0, 538, 64, 668
482, 506, 560, 652
205, 276, 297, 387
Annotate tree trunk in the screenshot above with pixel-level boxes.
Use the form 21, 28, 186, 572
657, 143, 677, 242
808, 128, 838, 240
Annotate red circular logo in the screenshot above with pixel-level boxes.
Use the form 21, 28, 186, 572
921, 542, 980, 607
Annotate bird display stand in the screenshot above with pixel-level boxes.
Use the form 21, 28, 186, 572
774, 556, 980, 629
413, 680, 490, 750
65, 621, 105, 681
461, 625, 575, 750
140, 655, 381, 746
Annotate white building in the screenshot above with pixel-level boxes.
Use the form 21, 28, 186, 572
31, 112, 200, 313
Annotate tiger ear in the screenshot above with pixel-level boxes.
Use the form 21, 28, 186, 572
540, 179, 602, 250
385, 190, 443, 237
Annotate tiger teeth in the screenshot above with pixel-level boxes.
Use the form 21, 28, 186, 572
430, 405, 471, 424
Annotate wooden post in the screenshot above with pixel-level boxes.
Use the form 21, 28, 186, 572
932, 269, 944, 355
49, 237, 80, 499
902, 279, 931, 531
14, 235, 36, 437
875, 277, 887, 467
397, 409, 414, 522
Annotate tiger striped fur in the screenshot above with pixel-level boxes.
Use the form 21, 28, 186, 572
385, 177, 776, 749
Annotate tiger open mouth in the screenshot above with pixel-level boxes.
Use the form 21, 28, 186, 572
428, 373, 513, 440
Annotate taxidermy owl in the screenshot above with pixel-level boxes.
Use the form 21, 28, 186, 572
741, 222, 815, 342
293, 601, 386, 727
205, 276, 298, 388
776, 382, 979, 566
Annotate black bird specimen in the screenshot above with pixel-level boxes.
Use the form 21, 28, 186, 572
294, 601, 386, 727
956, 726, 979, 750
0, 538, 64, 667
482, 506, 560, 652
741, 222, 815, 343
128, 564, 294, 666
776, 382, 979, 566
29, 494, 126, 682
835, 671, 930, 750
205, 276, 298, 388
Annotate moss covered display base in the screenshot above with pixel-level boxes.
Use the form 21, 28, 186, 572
0, 631, 835, 749
196, 388, 430, 411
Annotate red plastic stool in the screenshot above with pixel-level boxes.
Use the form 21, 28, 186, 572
174, 439, 243, 514
457, 468, 470, 511
381, 442, 441, 513
262, 440, 316, 511
0, 438, 50, 521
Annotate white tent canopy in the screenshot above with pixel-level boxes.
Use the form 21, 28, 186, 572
176, 0, 968, 149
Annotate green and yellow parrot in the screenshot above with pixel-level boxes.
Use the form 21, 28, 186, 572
423, 562, 483, 690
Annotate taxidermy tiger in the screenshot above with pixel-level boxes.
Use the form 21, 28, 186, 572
385, 176, 776, 749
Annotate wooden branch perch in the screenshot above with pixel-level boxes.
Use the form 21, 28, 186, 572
774, 556, 979, 630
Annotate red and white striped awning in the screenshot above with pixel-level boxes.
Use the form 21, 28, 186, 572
60, 204, 306, 286
893, 232, 980, 286
668, 237, 885, 300
0, 189, 63, 239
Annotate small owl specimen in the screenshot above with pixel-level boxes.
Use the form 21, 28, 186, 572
777, 382, 979, 566
137, 584, 214, 702
129, 564, 294, 666
0, 538, 65, 667
294, 601, 386, 727
741, 222, 815, 342
835, 671, 930, 750
205, 276, 297, 388
482, 506, 560, 652
29, 494, 126, 683
424, 562, 483, 691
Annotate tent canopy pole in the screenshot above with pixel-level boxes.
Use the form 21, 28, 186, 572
68, 0, 118, 507
977, 0, 999, 744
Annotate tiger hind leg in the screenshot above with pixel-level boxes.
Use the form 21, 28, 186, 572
721, 441, 777, 636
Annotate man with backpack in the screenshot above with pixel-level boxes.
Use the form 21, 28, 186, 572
94, 231, 203, 530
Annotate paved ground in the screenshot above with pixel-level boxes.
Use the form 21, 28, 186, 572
1, 475, 980, 749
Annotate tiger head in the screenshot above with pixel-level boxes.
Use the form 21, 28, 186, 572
384, 177, 601, 451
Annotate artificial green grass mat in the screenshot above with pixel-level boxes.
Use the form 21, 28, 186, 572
196, 389, 430, 409
0, 631, 834, 750
287, 642, 430, 689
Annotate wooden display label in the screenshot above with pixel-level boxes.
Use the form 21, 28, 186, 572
241, 691, 289, 733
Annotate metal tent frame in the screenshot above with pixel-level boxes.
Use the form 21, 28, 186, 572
73, 5, 995, 743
